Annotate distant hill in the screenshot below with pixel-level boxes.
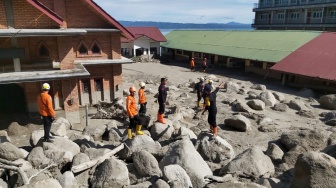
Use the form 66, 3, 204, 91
119, 21, 252, 29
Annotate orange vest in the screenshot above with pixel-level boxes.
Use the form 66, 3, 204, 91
37, 92, 55, 117
138, 88, 146, 104
126, 95, 137, 117
190, 59, 195, 66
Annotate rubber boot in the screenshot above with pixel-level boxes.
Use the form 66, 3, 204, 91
127, 129, 133, 139
209, 125, 214, 133
136, 125, 144, 135
212, 127, 218, 138
197, 101, 200, 107
158, 114, 166, 124
156, 113, 160, 122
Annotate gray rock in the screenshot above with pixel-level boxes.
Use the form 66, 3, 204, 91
291, 151, 336, 188
132, 150, 161, 177
108, 128, 121, 142
272, 103, 288, 112
7, 122, 28, 136
298, 88, 316, 99
0, 130, 11, 143
0, 142, 24, 161
53, 117, 71, 130
258, 125, 277, 132
287, 100, 309, 111
296, 110, 318, 118
195, 132, 234, 163
272, 92, 285, 102
282, 145, 308, 167
247, 99, 265, 111
84, 148, 111, 160
258, 177, 284, 188
29, 178, 62, 188
205, 181, 266, 188
150, 120, 174, 141
50, 123, 67, 137
259, 91, 277, 107
30, 130, 45, 147
27, 147, 50, 168
280, 130, 329, 151
224, 115, 252, 132
159, 138, 212, 188
0, 179, 8, 188
42, 137, 80, 164
221, 146, 274, 178
177, 127, 197, 143
233, 100, 251, 112
83, 124, 107, 141
72, 153, 90, 187
152, 179, 170, 188
265, 143, 284, 162
247, 91, 259, 99
224, 81, 240, 93
258, 117, 273, 126
119, 135, 159, 160
56, 171, 79, 188
320, 94, 336, 110
163, 164, 193, 188
90, 158, 130, 188
125, 181, 152, 188
250, 84, 267, 91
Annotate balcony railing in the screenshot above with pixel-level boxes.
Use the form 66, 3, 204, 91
254, 0, 336, 9
252, 17, 336, 25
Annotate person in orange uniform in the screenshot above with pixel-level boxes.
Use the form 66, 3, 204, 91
126, 86, 144, 139
202, 57, 207, 72
37, 83, 56, 142
138, 82, 147, 116
190, 57, 195, 71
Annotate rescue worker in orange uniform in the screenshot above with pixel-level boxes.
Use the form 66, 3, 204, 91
126, 86, 144, 139
202, 82, 224, 137
37, 83, 56, 142
138, 82, 147, 116
202, 57, 207, 72
157, 78, 167, 124
190, 57, 195, 71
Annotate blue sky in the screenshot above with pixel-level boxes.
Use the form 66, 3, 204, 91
94, 0, 255, 24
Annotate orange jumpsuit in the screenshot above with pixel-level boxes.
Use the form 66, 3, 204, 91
37, 92, 55, 117
126, 95, 140, 129
138, 88, 147, 115
190, 59, 195, 71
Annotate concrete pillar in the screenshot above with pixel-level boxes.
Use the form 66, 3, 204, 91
14, 58, 21, 72
245, 59, 250, 72
282, 74, 286, 86
25, 82, 39, 113
227, 58, 231, 67
263, 62, 267, 69
214, 55, 218, 64
62, 79, 80, 124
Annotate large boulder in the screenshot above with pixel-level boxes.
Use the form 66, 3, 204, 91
0, 142, 24, 161
195, 132, 234, 163
0, 130, 11, 143
259, 91, 277, 107
53, 117, 71, 130
221, 146, 275, 178
205, 181, 266, 188
50, 123, 67, 137
90, 158, 130, 188
247, 100, 265, 111
224, 81, 240, 93
29, 178, 62, 188
132, 150, 162, 177
177, 127, 197, 144
287, 100, 309, 111
265, 143, 284, 163
159, 138, 212, 188
150, 120, 174, 141
224, 115, 252, 132
250, 84, 267, 91
56, 171, 79, 188
272, 92, 285, 102
280, 130, 329, 151
291, 151, 336, 188
163, 164, 193, 188
30, 130, 45, 147
7, 122, 28, 136
72, 153, 90, 187
27, 147, 51, 168
319, 94, 336, 110
119, 135, 159, 160
82, 124, 107, 141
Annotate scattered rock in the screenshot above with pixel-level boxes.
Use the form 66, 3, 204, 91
224, 115, 252, 132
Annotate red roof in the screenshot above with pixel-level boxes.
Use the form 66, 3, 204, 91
121, 27, 166, 43
271, 32, 336, 81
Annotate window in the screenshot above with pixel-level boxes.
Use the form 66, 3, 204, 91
183, 50, 190, 56
91, 42, 101, 54
330, 10, 336, 18
260, 14, 268, 20
38, 43, 49, 57
94, 78, 102, 91
194, 52, 201, 58
176, 49, 182, 54
290, 11, 300, 19
277, 13, 285, 20
312, 9, 322, 18
77, 41, 88, 55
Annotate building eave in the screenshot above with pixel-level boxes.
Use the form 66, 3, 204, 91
75, 57, 134, 65
0, 29, 87, 37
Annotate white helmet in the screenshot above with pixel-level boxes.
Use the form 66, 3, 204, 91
199, 77, 204, 82
42, 83, 50, 90
139, 82, 146, 87
208, 79, 213, 84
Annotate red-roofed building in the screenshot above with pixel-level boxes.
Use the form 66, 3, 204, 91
121, 27, 166, 57
0, 0, 134, 123
271, 32, 336, 92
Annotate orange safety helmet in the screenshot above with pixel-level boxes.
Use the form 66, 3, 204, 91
129, 86, 136, 92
